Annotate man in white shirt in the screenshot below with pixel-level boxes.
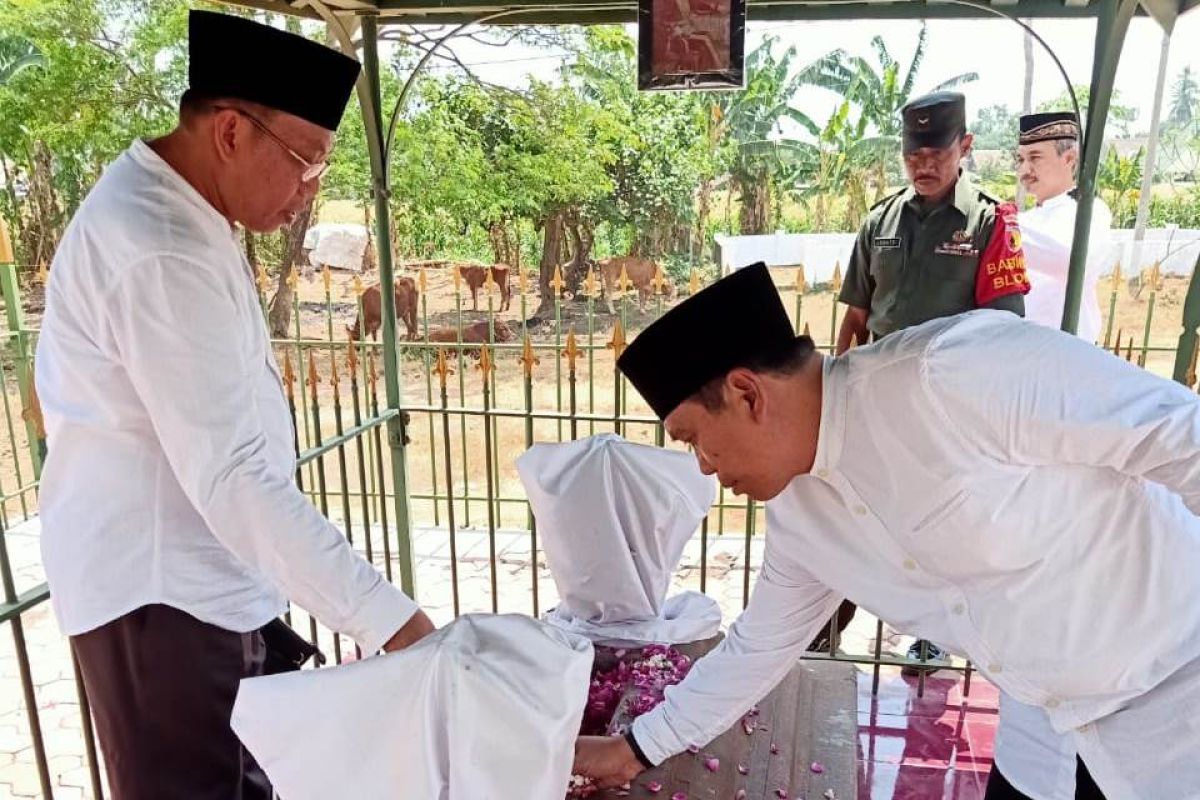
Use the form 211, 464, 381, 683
574, 263, 1200, 800
1016, 111, 1113, 342
35, 12, 432, 798
984, 111, 1115, 800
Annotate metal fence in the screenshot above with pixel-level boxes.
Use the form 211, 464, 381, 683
0, 251, 1197, 798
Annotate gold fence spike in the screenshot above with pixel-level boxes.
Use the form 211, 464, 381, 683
618, 264, 632, 295
796, 264, 807, 294
37, 261, 48, 285
352, 274, 364, 297
562, 328, 581, 370
367, 350, 379, 391
607, 318, 627, 360
478, 344, 494, 381
584, 269, 598, 299
520, 333, 540, 378
257, 264, 271, 295
322, 265, 331, 293
306, 352, 321, 401
1111, 261, 1123, 289
21, 364, 45, 440
282, 350, 296, 401
652, 265, 669, 296
433, 348, 452, 388
1112, 330, 1123, 356
1125, 337, 1134, 362
1151, 261, 1163, 291
452, 264, 463, 293
832, 261, 843, 293
689, 268, 701, 296
1187, 337, 1199, 388
347, 338, 359, 377
550, 263, 565, 296
484, 266, 497, 294
803, 322, 811, 338
418, 267, 428, 293
329, 351, 340, 401
0, 217, 12, 263
286, 264, 298, 290
518, 266, 529, 295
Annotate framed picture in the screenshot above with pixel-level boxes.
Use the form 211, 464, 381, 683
638, 0, 746, 91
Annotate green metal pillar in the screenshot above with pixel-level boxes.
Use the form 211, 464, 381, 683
360, 17, 417, 597
1060, 0, 1138, 334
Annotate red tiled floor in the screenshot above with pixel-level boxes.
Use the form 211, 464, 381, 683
858, 668, 998, 799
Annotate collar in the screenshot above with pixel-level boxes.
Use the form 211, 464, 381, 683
1037, 189, 1075, 210
808, 354, 848, 480
127, 139, 238, 242
902, 171, 974, 218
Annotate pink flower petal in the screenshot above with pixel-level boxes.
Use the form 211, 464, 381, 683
742, 718, 756, 735
645, 781, 662, 794
775, 789, 789, 799
672, 793, 688, 800
687, 744, 700, 754
704, 756, 720, 772
810, 760, 825, 774
737, 763, 749, 775
770, 743, 780, 755
735, 791, 747, 800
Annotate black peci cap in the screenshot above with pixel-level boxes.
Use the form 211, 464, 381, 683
188, 10, 361, 132
617, 263, 799, 420
1019, 111, 1080, 145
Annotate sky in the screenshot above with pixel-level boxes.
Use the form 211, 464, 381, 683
405, 12, 1200, 135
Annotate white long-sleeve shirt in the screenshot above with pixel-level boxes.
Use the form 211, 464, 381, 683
633, 310, 1200, 767
1020, 191, 1113, 343
35, 140, 417, 654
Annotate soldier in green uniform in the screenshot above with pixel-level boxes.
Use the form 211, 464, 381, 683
815, 91, 1031, 672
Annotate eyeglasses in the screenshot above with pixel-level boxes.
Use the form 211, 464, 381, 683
213, 106, 330, 182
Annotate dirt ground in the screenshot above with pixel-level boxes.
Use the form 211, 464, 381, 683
0, 265, 1193, 532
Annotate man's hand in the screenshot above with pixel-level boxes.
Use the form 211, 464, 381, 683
573, 735, 645, 789
381, 609, 435, 652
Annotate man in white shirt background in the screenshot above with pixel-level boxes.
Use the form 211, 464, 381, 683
34, 12, 433, 798
574, 263, 1200, 800
983, 111, 1115, 800
1015, 111, 1113, 342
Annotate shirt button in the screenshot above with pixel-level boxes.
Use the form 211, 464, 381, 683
951, 603, 965, 615
1045, 698, 1060, 709
989, 663, 1003, 673
903, 559, 918, 571
816, 469, 829, 479
853, 504, 867, 516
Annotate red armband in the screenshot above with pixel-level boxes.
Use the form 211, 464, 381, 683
975, 202, 1030, 306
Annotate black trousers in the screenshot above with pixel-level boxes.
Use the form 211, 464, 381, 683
72, 604, 273, 800
985, 758, 1107, 800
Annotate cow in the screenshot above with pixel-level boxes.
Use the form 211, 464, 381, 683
597, 256, 675, 314
427, 320, 515, 358
347, 278, 420, 342
458, 264, 513, 312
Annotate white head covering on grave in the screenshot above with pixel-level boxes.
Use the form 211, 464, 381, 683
517, 433, 721, 646
231, 614, 592, 800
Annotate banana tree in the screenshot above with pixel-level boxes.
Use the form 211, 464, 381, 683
0, 36, 44, 87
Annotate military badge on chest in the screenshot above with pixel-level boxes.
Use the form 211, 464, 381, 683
933, 229, 978, 257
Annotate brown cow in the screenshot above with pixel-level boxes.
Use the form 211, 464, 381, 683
458, 264, 513, 312
427, 320, 515, 357
598, 256, 675, 314
347, 278, 420, 342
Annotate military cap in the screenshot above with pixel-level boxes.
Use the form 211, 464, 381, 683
617, 263, 798, 420
901, 91, 967, 155
188, 10, 361, 132
1019, 111, 1080, 145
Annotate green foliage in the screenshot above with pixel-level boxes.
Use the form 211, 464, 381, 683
1098, 145, 1144, 227
971, 104, 1019, 152
1038, 85, 1138, 138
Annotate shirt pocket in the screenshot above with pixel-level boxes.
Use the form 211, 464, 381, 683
868, 245, 904, 298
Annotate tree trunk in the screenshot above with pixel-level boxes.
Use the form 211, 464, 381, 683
22, 140, 63, 267
243, 228, 258, 268
1131, 30, 1172, 271
268, 197, 315, 337
696, 178, 713, 263
1017, 22, 1034, 209
534, 211, 565, 319
564, 214, 593, 297
738, 178, 770, 235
